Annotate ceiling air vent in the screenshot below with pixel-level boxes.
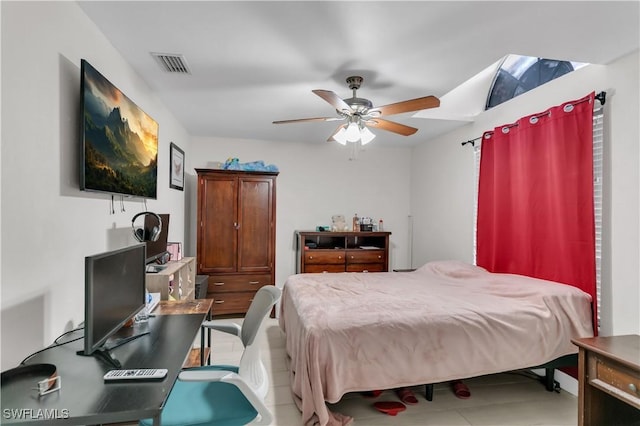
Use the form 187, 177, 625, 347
151, 53, 191, 74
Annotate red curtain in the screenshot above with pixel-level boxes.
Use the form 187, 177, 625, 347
477, 92, 597, 326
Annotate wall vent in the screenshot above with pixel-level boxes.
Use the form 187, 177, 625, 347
151, 53, 191, 74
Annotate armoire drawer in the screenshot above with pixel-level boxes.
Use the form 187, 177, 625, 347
304, 264, 347, 273
346, 250, 385, 264
346, 263, 386, 273
208, 291, 256, 315
304, 251, 346, 265
207, 274, 272, 293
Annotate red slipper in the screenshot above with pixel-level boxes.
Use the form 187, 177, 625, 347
373, 401, 406, 416
361, 390, 382, 398
395, 387, 418, 405
451, 380, 471, 399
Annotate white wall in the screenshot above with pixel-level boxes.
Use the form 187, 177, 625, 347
411, 51, 640, 336
1, 2, 191, 369
188, 138, 413, 289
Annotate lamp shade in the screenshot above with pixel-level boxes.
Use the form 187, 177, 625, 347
359, 126, 376, 145
344, 122, 360, 142
332, 127, 348, 145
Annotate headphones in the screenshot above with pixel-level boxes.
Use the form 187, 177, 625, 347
131, 212, 162, 242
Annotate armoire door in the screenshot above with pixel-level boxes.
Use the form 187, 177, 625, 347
198, 174, 238, 273
237, 176, 274, 273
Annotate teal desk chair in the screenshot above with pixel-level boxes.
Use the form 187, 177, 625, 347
140, 285, 282, 426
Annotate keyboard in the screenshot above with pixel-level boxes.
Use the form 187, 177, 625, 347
103, 368, 168, 381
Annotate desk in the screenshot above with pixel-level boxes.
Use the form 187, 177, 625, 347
1, 302, 210, 425
154, 299, 213, 366
572, 335, 640, 426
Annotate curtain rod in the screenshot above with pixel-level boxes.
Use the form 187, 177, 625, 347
461, 91, 606, 147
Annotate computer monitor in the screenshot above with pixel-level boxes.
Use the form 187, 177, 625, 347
82, 243, 146, 361
144, 213, 169, 264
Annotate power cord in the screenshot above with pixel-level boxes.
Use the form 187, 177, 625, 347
54, 325, 85, 344
20, 326, 85, 365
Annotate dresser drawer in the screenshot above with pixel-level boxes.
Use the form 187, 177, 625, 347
304, 264, 347, 273
207, 274, 272, 293
346, 250, 385, 264
590, 353, 640, 408
346, 263, 386, 273
208, 291, 255, 315
304, 251, 346, 265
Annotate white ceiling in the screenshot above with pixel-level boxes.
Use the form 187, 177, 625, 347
77, 1, 639, 147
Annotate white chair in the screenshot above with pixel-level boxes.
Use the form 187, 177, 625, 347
140, 285, 282, 426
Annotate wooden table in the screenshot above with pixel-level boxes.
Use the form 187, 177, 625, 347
572, 334, 640, 426
155, 298, 213, 367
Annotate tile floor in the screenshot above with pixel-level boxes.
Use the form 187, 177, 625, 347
209, 318, 579, 426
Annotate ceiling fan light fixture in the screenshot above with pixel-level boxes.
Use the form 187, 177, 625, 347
333, 127, 348, 145
273, 75, 440, 144
345, 122, 360, 142
360, 126, 376, 145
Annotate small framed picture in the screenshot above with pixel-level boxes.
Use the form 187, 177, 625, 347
167, 242, 182, 261
169, 142, 185, 191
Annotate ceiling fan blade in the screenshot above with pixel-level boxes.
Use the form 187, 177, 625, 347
312, 90, 353, 114
272, 117, 343, 124
327, 124, 347, 142
369, 95, 440, 117
365, 118, 418, 136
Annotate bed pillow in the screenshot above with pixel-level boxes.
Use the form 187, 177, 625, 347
417, 260, 488, 278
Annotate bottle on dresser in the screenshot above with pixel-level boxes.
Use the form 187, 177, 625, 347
353, 213, 360, 231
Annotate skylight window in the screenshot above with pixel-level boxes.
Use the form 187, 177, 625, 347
486, 54, 588, 110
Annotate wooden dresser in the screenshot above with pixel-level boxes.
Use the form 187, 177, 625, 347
196, 169, 278, 316
296, 231, 391, 273
572, 335, 640, 426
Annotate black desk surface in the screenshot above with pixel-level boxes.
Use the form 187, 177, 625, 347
1, 313, 205, 425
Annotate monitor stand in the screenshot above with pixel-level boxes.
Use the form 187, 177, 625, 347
91, 347, 122, 369
76, 331, 150, 368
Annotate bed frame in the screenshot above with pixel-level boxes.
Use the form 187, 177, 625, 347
422, 353, 577, 400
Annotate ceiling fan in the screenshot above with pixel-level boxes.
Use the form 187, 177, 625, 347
273, 76, 440, 144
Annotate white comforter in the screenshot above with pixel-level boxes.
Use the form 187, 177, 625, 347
279, 260, 594, 426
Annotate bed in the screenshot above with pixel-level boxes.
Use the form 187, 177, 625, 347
278, 260, 594, 426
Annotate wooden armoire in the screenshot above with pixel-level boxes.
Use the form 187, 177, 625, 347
196, 168, 278, 316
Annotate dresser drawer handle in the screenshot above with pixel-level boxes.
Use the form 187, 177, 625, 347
350, 256, 354, 259
338, 256, 342, 259
309, 256, 313, 260
213, 282, 225, 286
249, 281, 260, 285
630, 383, 638, 394
214, 300, 225, 304
378, 255, 382, 259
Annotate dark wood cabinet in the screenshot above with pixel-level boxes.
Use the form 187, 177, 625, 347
572, 335, 640, 426
296, 231, 391, 273
196, 169, 278, 316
